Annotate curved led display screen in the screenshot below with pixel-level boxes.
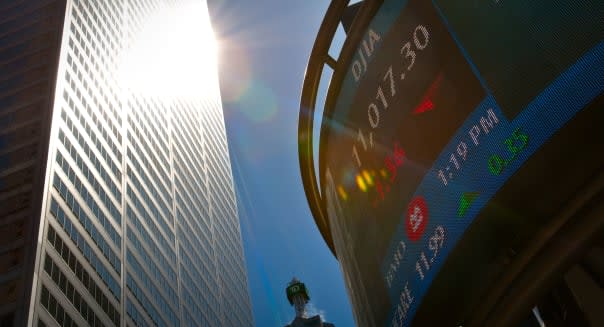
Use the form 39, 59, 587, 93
319, 0, 604, 326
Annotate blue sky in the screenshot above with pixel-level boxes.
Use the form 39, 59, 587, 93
207, 1, 354, 326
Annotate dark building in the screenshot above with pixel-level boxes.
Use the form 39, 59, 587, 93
299, 1, 604, 326
0, 1, 254, 326
284, 278, 335, 327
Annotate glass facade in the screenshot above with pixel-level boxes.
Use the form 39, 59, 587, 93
0, 0, 254, 326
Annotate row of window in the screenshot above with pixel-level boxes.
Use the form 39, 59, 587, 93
212, 200, 243, 270
172, 101, 204, 144
132, 96, 169, 145
126, 274, 168, 327
128, 105, 169, 172
174, 188, 212, 253
126, 298, 150, 327
219, 275, 251, 327
203, 208, 245, 280
69, 3, 123, 125
172, 109, 205, 165
172, 143, 206, 204
52, 160, 120, 248
56, 151, 121, 226
127, 0, 160, 35
47, 208, 120, 298
127, 165, 173, 230
213, 218, 245, 277
126, 206, 176, 271
174, 175, 210, 231
39, 286, 79, 327
127, 251, 179, 324
70, 2, 121, 108
171, 116, 206, 182
127, 120, 171, 188
207, 171, 237, 217
204, 128, 237, 192
62, 87, 121, 180
65, 54, 121, 152
75, 0, 122, 52
174, 154, 209, 215
178, 244, 217, 308
58, 127, 121, 206
50, 191, 120, 272
174, 168, 208, 222
71, 3, 115, 66
126, 185, 175, 250
43, 254, 107, 327
127, 149, 173, 224
65, 28, 116, 130
45, 226, 120, 324
177, 217, 214, 280
127, 146, 171, 207
127, 226, 176, 285
180, 267, 220, 326
127, 132, 171, 199
127, 244, 178, 306
181, 288, 214, 327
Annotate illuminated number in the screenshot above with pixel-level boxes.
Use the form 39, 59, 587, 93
409, 205, 423, 232
512, 128, 528, 149
352, 145, 362, 167
488, 154, 504, 175
456, 141, 468, 161
435, 225, 445, 241
401, 42, 416, 70
368, 103, 380, 128
416, 261, 425, 280
428, 226, 445, 262
376, 86, 389, 109
428, 234, 439, 258
384, 65, 396, 96
420, 252, 430, 269
357, 129, 374, 150
394, 283, 414, 325
413, 25, 429, 50
449, 153, 460, 169
505, 128, 529, 157
416, 252, 430, 280
437, 170, 447, 186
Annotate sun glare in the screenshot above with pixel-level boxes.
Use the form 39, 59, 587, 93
119, 1, 219, 99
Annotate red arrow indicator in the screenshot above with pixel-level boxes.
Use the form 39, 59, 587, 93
413, 73, 443, 115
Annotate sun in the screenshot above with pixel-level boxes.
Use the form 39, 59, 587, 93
119, 1, 220, 100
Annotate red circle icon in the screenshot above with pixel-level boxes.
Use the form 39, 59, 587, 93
406, 196, 428, 242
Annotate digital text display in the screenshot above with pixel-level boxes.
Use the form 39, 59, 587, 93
320, 0, 604, 325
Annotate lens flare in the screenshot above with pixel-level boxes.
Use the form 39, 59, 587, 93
356, 174, 367, 192
380, 168, 388, 178
362, 170, 374, 186
337, 185, 348, 201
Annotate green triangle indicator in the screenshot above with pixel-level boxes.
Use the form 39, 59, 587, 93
458, 192, 479, 217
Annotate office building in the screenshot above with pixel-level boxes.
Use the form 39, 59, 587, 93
0, 0, 254, 326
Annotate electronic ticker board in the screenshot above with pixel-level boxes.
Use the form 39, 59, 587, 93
318, 0, 604, 326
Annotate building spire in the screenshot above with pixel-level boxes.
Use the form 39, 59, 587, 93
286, 277, 310, 318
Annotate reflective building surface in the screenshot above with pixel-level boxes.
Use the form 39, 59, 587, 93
0, 1, 254, 326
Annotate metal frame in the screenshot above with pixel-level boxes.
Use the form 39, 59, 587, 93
298, 0, 383, 256
299, 2, 604, 325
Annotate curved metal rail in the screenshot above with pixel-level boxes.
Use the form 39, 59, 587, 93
298, 0, 382, 256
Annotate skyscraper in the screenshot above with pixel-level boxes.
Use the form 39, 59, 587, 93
0, 1, 254, 326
